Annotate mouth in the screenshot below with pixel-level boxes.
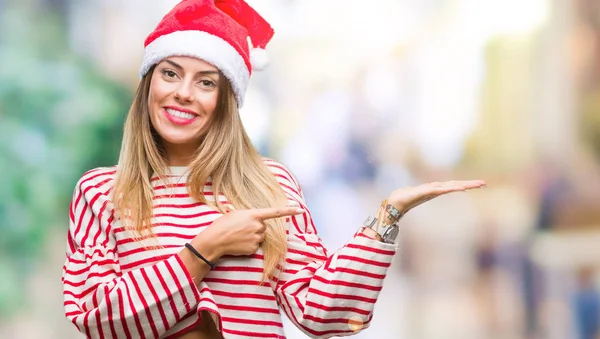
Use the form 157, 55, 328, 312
163, 107, 199, 125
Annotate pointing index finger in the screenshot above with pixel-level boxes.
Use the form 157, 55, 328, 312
253, 207, 306, 221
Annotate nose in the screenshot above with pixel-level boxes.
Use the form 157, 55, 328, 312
174, 81, 195, 103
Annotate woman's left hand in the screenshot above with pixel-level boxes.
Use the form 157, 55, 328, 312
388, 180, 486, 216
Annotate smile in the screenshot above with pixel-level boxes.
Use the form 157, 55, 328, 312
163, 107, 199, 125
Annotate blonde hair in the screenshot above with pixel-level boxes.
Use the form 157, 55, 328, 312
112, 65, 288, 281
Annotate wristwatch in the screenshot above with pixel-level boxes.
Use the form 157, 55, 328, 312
362, 215, 400, 244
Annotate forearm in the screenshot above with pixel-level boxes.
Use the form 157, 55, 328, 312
360, 226, 383, 242
64, 253, 203, 339
177, 232, 222, 285
277, 231, 397, 337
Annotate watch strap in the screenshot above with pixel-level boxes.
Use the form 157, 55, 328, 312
362, 215, 399, 244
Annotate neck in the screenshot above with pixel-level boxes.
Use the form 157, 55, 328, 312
164, 142, 198, 166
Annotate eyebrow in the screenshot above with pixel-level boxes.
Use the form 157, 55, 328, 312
164, 59, 220, 76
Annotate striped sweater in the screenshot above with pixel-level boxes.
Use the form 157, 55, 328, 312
62, 159, 397, 338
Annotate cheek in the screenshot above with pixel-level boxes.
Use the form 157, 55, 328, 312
147, 91, 159, 124
208, 98, 219, 115
148, 81, 164, 106
209, 88, 220, 109
148, 81, 170, 117
199, 92, 219, 117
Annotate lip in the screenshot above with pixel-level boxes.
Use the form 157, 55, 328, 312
163, 107, 199, 125
164, 106, 198, 115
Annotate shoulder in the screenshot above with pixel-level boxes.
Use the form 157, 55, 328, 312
73, 166, 117, 200
262, 157, 299, 187
262, 158, 316, 233
262, 157, 303, 198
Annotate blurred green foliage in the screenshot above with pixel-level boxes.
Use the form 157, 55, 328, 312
0, 3, 132, 317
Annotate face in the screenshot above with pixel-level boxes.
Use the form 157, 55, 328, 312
148, 56, 221, 164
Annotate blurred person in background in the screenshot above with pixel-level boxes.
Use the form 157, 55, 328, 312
60, 0, 486, 338
572, 266, 600, 339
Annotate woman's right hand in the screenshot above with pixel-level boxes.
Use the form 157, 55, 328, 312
190, 206, 305, 259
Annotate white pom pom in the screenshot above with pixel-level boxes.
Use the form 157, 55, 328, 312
250, 48, 270, 70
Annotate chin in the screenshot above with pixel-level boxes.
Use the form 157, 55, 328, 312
155, 123, 197, 139
162, 135, 200, 146
152, 119, 207, 148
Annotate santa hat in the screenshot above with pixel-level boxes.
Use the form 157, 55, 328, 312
139, 0, 274, 107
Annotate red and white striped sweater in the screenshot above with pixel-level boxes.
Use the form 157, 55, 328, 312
62, 159, 397, 338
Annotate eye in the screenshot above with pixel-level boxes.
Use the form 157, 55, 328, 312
198, 79, 217, 89
161, 69, 178, 79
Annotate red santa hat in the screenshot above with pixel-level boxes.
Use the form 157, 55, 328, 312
139, 0, 274, 107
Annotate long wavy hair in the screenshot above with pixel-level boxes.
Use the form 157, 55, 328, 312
112, 65, 288, 281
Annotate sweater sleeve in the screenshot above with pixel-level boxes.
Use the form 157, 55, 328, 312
62, 169, 202, 339
265, 160, 397, 339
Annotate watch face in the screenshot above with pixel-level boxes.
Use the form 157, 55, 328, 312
383, 226, 399, 243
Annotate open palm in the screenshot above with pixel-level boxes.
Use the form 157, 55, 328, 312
388, 180, 486, 215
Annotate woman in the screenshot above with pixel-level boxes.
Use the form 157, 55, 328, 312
61, 1, 485, 338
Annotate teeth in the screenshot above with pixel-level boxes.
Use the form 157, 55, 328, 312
166, 108, 196, 120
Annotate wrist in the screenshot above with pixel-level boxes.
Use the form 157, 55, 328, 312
191, 232, 222, 262
361, 227, 383, 241
360, 199, 403, 244
381, 200, 404, 224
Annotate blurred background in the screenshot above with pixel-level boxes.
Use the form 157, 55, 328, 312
1, 0, 600, 338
